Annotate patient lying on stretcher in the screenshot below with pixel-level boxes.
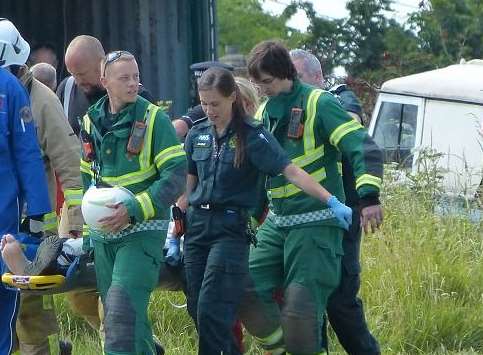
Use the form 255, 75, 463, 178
1, 232, 184, 292
0, 234, 80, 276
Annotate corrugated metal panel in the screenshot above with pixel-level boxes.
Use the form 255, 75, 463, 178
0, 0, 215, 116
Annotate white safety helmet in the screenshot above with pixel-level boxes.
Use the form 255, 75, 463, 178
81, 186, 135, 231
0, 18, 30, 67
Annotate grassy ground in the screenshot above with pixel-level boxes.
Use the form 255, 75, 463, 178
54, 182, 482, 354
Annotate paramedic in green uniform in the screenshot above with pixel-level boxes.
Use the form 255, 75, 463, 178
239, 41, 384, 355
183, 67, 352, 355
79, 51, 186, 355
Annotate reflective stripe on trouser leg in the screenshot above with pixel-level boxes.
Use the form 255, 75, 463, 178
48, 334, 60, 355
254, 326, 284, 350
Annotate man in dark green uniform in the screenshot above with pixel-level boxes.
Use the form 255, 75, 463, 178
291, 48, 381, 355
239, 41, 384, 355
80, 51, 186, 355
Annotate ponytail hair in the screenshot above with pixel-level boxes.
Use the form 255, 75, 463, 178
198, 67, 247, 168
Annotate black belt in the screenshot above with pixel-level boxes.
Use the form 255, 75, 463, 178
194, 204, 246, 214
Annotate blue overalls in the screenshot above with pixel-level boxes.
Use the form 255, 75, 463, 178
0, 67, 51, 354
184, 117, 290, 355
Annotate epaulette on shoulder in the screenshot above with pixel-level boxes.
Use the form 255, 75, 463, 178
192, 116, 209, 127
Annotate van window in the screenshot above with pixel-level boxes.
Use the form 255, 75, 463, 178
373, 102, 418, 167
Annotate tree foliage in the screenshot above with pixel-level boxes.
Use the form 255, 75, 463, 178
409, 0, 483, 64
343, 0, 392, 76
217, 0, 304, 56
216, 0, 483, 115
283, 1, 346, 75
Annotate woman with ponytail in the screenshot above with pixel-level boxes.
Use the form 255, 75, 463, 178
183, 67, 352, 355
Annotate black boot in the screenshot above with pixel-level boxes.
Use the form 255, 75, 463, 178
154, 338, 165, 355
59, 339, 73, 355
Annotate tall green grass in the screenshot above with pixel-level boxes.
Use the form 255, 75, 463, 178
54, 180, 482, 354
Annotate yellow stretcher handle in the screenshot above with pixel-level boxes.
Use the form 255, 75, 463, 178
1, 273, 65, 290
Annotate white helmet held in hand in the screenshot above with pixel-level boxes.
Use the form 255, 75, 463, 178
81, 186, 134, 231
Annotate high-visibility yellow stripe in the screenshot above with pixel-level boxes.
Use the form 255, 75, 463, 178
83, 224, 89, 237
274, 89, 324, 175
64, 188, 83, 207
292, 145, 324, 169
254, 100, 268, 121
80, 159, 92, 174
269, 167, 326, 199
255, 326, 283, 347
329, 120, 363, 147
102, 165, 157, 187
135, 191, 155, 220
43, 211, 58, 231
337, 162, 343, 175
304, 89, 323, 152
154, 145, 186, 169
42, 295, 54, 310
139, 104, 159, 170
356, 174, 382, 190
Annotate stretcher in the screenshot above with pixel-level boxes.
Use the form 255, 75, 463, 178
2, 255, 185, 295
1, 232, 185, 295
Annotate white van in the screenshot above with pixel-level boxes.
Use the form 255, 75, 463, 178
368, 60, 483, 201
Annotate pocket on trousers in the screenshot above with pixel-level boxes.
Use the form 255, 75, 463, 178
211, 259, 248, 304
141, 238, 163, 266
221, 211, 246, 236
185, 208, 204, 240
313, 239, 343, 290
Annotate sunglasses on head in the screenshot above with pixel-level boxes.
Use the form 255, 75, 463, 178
103, 50, 133, 76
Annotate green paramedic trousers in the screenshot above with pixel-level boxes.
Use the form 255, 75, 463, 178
240, 218, 343, 355
93, 232, 164, 355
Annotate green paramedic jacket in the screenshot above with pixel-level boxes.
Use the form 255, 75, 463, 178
80, 95, 187, 240
260, 80, 383, 228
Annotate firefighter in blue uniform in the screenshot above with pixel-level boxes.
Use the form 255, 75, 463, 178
0, 64, 51, 354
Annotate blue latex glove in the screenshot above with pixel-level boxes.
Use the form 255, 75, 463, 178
327, 196, 352, 231
165, 235, 180, 266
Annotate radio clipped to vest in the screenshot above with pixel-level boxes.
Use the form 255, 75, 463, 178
80, 129, 95, 162
287, 107, 304, 139
126, 120, 147, 155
